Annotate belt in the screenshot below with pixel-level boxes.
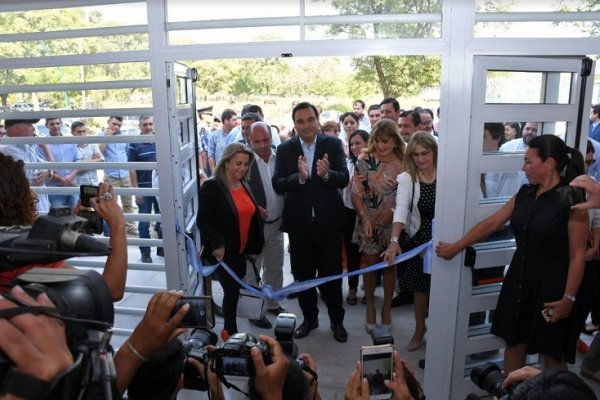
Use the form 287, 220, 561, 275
265, 217, 281, 224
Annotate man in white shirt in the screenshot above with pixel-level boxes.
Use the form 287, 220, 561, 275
353, 100, 371, 132
0, 119, 50, 211
496, 122, 539, 198
246, 121, 287, 329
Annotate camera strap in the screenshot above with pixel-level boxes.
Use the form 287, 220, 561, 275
1, 367, 52, 399
248, 259, 263, 288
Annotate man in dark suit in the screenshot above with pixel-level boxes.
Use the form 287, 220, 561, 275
589, 104, 600, 142
272, 102, 349, 343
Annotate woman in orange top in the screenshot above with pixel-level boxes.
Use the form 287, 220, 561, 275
197, 142, 264, 340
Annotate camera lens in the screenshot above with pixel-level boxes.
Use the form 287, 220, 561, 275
470, 362, 507, 398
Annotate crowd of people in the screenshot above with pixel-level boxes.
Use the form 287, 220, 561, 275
2, 100, 600, 399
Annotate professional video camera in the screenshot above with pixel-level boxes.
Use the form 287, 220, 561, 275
0, 206, 117, 399
467, 361, 515, 400
0, 268, 117, 400
0, 206, 110, 269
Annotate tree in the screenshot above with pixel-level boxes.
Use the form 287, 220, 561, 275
323, 0, 442, 98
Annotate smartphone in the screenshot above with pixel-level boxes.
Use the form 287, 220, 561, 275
80, 185, 99, 207
171, 296, 215, 329
360, 344, 393, 399
78, 209, 104, 235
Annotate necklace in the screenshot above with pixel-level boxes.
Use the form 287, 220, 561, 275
418, 168, 436, 184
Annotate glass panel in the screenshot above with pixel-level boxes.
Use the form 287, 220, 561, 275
2, 88, 152, 111
166, 0, 298, 22
475, 0, 592, 12
0, 35, 148, 59
168, 27, 299, 45
0, 3, 146, 34
475, 21, 600, 39
305, 0, 442, 16
306, 22, 441, 40
485, 72, 573, 104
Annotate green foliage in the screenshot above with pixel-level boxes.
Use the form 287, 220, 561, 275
324, 0, 442, 98
0, 8, 149, 107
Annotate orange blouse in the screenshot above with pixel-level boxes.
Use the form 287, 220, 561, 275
230, 186, 256, 254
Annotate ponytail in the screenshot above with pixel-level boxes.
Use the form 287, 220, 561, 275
563, 146, 584, 184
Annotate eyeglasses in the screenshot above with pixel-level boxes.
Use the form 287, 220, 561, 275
411, 150, 432, 158
586, 158, 596, 166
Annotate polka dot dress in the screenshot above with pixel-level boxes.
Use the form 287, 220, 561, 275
398, 180, 435, 293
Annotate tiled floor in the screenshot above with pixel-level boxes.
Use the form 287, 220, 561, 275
87, 244, 600, 399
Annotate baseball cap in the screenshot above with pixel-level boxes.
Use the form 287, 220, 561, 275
4, 119, 40, 128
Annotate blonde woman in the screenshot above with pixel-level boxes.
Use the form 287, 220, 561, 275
352, 119, 405, 333
384, 131, 438, 351
197, 142, 264, 341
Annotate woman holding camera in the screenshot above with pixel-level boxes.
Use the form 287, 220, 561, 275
0, 152, 127, 301
197, 142, 264, 341
436, 135, 588, 373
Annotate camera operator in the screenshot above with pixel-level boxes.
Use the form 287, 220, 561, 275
501, 366, 596, 400
0, 285, 74, 400
297, 353, 321, 400
0, 153, 127, 301
571, 174, 600, 210
344, 351, 417, 400
114, 290, 188, 394
114, 290, 225, 399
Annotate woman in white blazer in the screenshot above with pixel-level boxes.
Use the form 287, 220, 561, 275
384, 131, 438, 351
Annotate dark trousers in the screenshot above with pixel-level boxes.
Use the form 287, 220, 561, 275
343, 207, 362, 289
289, 221, 345, 323
138, 195, 161, 254
217, 253, 246, 334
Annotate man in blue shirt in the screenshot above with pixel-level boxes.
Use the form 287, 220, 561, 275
589, 104, 600, 142
99, 116, 138, 236
42, 118, 79, 208
207, 109, 237, 171
128, 115, 161, 263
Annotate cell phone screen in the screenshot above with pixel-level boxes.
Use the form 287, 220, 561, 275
361, 345, 393, 399
171, 296, 214, 329
80, 185, 99, 207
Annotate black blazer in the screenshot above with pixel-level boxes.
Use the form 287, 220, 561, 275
197, 178, 264, 264
272, 133, 349, 236
248, 161, 267, 209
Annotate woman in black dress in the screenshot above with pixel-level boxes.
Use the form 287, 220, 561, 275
436, 135, 588, 373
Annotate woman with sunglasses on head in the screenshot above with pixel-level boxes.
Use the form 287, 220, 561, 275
352, 119, 405, 333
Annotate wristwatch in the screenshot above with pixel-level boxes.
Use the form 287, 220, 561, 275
322, 172, 330, 182
390, 236, 399, 244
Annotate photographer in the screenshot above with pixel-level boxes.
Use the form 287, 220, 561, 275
0, 153, 127, 301
344, 351, 417, 400
571, 174, 600, 210
502, 366, 596, 400
0, 286, 74, 400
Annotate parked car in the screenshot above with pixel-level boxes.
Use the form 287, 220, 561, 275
11, 102, 34, 112
320, 110, 341, 122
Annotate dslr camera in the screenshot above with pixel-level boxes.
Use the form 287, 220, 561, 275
212, 332, 272, 377
468, 361, 515, 399
182, 328, 218, 391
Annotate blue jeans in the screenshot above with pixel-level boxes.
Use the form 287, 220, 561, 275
49, 194, 79, 209
138, 195, 161, 254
